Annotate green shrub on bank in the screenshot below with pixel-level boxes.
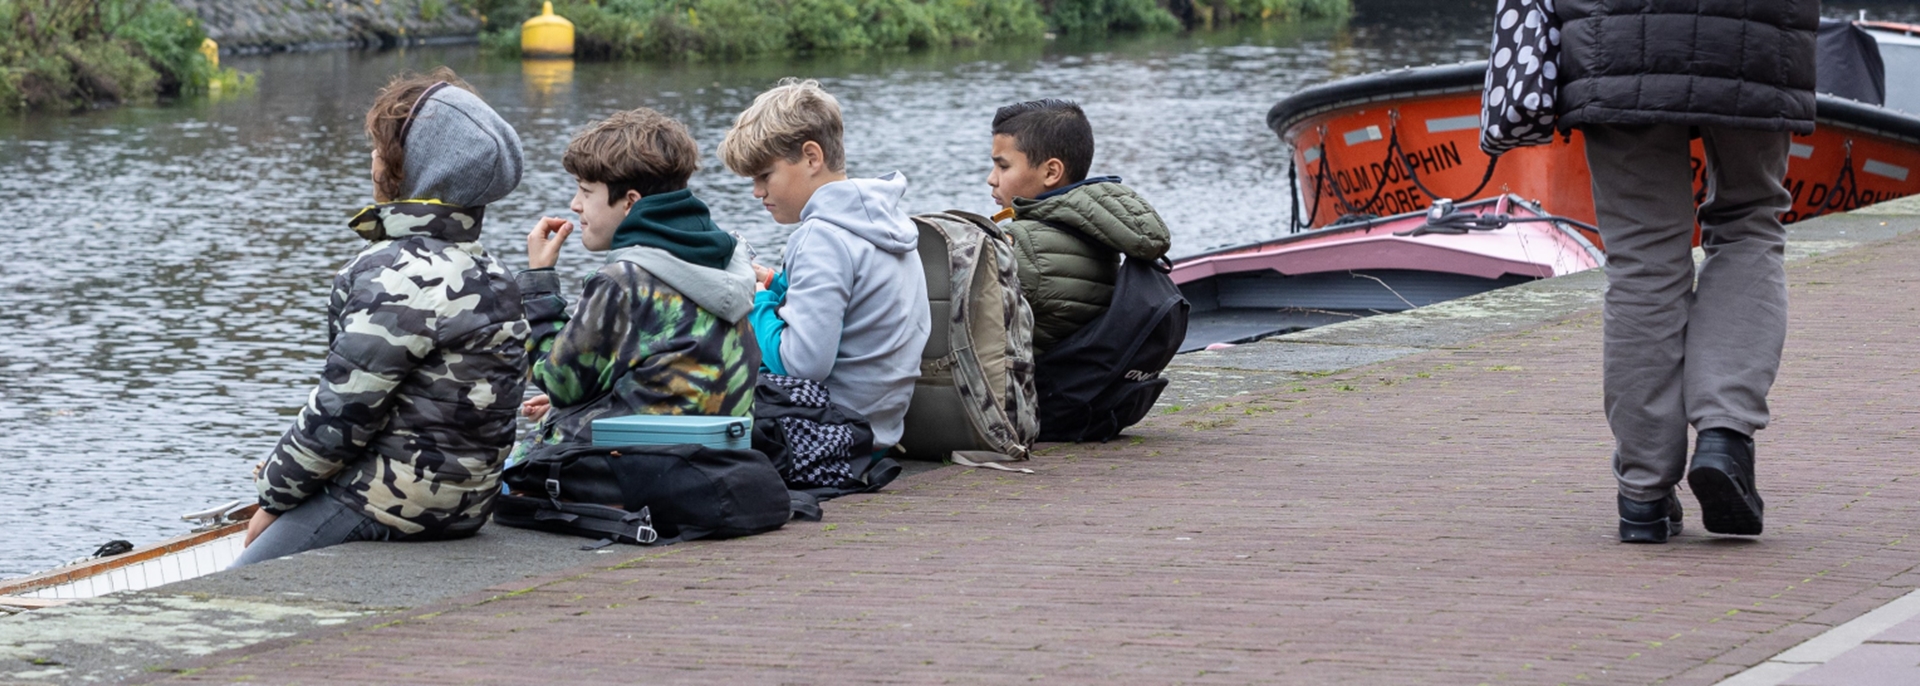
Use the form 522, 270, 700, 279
481, 0, 1047, 61
1047, 0, 1180, 36
1054, 0, 1350, 35
0, 0, 254, 112
1202, 0, 1349, 25
474, 0, 1347, 60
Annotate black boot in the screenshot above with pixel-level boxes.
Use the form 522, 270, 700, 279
1688, 428, 1764, 536
1619, 492, 1684, 543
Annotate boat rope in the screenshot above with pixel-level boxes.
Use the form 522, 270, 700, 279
1396, 198, 1602, 237
1313, 124, 1395, 218
1288, 159, 1308, 233
1389, 111, 1503, 205
1303, 114, 1504, 229
1816, 139, 1858, 217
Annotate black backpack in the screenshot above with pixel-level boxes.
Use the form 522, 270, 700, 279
496, 443, 794, 547
1034, 254, 1189, 442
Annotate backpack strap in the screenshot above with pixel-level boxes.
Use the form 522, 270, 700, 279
534, 505, 660, 549
860, 454, 903, 492
789, 490, 823, 522
951, 451, 1035, 474
495, 494, 662, 548
944, 209, 1013, 243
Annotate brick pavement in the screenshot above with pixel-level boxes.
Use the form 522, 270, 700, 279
152, 232, 1920, 685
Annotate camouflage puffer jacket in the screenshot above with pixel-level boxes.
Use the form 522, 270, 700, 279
1006, 180, 1172, 353
511, 248, 759, 461
256, 202, 530, 538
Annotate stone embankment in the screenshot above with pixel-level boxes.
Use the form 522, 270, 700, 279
173, 0, 484, 53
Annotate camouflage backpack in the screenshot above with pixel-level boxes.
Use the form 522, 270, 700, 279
897, 210, 1039, 466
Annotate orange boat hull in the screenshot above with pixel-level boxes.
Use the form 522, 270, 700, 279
1273, 63, 1920, 245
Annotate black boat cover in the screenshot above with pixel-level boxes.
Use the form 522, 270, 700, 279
1818, 18, 1886, 105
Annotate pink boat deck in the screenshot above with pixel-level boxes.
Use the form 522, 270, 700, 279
1172, 196, 1602, 286
1170, 196, 1603, 351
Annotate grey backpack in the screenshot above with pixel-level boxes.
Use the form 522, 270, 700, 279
898, 210, 1039, 465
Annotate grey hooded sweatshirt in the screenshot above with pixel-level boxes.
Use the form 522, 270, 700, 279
777, 172, 931, 449
399, 86, 524, 207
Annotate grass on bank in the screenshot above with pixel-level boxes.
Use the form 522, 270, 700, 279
1, 0, 254, 113
469, 0, 1350, 61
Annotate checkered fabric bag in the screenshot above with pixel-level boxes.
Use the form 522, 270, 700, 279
1480, 0, 1561, 156
756, 374, 869, 489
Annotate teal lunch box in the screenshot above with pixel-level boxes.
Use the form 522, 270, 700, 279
589, 415, 752, 451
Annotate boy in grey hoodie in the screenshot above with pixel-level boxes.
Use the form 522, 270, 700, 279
719, 78, 930, 451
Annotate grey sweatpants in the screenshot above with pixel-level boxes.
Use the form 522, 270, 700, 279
1582, 124, 1790, 502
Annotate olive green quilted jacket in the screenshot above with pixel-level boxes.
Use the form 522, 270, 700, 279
1005, 181, 1172, 353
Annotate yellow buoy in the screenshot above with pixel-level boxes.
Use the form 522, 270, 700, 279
199, 38, 219, 69
521, 2, 574, 58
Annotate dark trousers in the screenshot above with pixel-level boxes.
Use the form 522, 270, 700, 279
1581, 124, 1791, 501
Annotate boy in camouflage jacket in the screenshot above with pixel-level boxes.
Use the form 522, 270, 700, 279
240, 70, 530, 566
514, 108, 759, 459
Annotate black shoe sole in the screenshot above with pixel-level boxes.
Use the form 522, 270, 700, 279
1620, 516, 1680, 543
1688, 464, 1763, 536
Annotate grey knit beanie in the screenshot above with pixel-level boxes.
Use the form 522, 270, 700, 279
398, 86, 524, 208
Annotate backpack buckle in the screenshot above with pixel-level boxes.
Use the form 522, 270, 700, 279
544, 478, 561, 500
631, 506, 659, 544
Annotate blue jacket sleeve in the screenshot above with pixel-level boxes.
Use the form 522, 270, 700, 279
750, 272, 789, 376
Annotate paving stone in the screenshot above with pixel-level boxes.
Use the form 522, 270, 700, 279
1781, 644, 1920, 686
1870, 614, 1920, 645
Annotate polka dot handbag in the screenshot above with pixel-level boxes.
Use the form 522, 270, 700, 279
1479, 0, 1561, 156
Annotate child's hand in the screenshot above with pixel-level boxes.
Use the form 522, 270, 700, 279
753, 264, 776, 291
521, 394, 552, 422
243, 509, 278, 547
527, 217, 574, 269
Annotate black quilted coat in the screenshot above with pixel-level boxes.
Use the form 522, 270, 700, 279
1556, 0, 1820, 134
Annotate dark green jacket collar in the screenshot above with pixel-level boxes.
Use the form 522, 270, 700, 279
610, 189, 736, 270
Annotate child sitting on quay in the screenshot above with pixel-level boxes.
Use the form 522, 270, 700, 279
720, 78, 930, 456
985, 98, 1172, 354
239, 67, 530, 567
514, 108, 760, 457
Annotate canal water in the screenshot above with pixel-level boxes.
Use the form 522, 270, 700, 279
0, 1, 1901, 577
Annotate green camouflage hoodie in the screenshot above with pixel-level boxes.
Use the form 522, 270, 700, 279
512, 242, 760, 459
257, 202, 531, 537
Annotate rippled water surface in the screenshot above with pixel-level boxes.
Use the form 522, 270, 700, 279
0, 0, 1888, 576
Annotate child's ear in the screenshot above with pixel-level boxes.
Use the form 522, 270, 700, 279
1043, 158, 1068, 188
802, 141, 825, 173
622, 189, 643, 211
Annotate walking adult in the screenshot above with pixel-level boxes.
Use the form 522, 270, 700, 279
1556, 2, 1819, 542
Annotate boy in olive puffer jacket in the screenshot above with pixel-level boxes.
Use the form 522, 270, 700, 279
985, 98, 1172, 354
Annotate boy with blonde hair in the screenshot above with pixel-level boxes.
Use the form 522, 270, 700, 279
514, 107, 760, 458
720, 78, 929, 453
